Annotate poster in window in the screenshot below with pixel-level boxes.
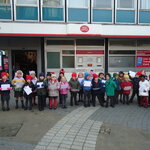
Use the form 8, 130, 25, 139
3, 56, 9, 70
0, 53, 2, 70
136, 56, 150, 68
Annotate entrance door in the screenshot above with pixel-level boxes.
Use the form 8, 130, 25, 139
12, 50, 37, 77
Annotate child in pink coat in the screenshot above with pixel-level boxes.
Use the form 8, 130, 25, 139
59, 77, 70, 109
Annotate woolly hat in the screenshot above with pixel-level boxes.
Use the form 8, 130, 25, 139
113, 73, 118, 78
136, 70, 146, 76
139, 74, 146, 78
119, 71, 124, 75
72, 72, 77, 78
59, 69, 65, 74
124, 74, 129, 79
39, 72, 45, 77
1, 72, 9, 77
26, 75, 32, 81
16, 70, 23, 77
51, 74, 57, 78
93, 73, 98, 79
46, 72, 51, 76
29, 70, 35, 75
105, 73, 111, 78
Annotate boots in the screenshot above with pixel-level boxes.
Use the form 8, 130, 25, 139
15, 100, 18, 109
21, 100, 24, 108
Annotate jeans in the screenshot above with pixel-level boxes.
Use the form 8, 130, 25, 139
61, 94, 67, 107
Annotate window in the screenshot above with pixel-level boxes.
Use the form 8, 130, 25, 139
68, 0, 88, 8
0, 0, 10, 4
117, 0, 134, 8
76, 39, 104, 46
43, 0, 64, 7
140, 0, 150, 9
47, 40, 74, 45
16, 0, 37, 5
109, 56, 135, 67
93, 0, 112, 8
62, 56, 75, 68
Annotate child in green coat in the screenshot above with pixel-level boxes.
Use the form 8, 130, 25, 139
105, 73, 117, 108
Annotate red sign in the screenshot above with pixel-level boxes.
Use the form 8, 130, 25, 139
80, 25, 89, 33
76, 50, 104, 55
136, 56, 150, 68
137, 50, 150, 55
3, 56, 9, 70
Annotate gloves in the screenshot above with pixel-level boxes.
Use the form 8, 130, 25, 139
7, 87, 12, 90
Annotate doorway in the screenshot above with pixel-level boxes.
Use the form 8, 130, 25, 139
12, 50, 37, 78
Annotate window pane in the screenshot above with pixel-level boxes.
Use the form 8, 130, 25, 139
93, 0, 112, 8
117, 0, 134, 8
43, 0, 64, 7
16, 0, 37, 5
68, 0, 88, 7
62, 56, 74, 68
140, 0, 150, 9
47, 40, 74, 45
47, 52, 60, 68
0, 0, 10, 4
109, 50, 135, 54
109, 56, 135, 67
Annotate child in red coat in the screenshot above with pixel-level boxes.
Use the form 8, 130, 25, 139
121, 74, 132, 105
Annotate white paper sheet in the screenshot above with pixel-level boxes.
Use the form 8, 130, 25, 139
1, 84, 10, 91
124, 86, 132, 91
37, 82, 43, 89
129, 71, 136, 78
84, 81, 91, 87
23, 86, 32, 95
15, 82, 24, 88
60, 84, 68, 89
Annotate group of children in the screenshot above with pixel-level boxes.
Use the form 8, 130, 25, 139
0, 69, 150, 112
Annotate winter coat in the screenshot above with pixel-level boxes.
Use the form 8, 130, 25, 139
113, 78, 121, 91
69, 78, 80, 92
99, 78, 106, 93
12, 76, 25, 92
0, 79, 12, 95
35, 80, 47, 96
59, 81, 70, 95
105, 78, 117, 96
139, 80, 150, 96
81, 72, 92, 91
131, 77, 140, 92
48, 80, 60, 97
121, 81, 132, 95
23, 82, 34, 98
92, 79, 101, 95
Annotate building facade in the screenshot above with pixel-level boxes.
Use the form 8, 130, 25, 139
0, 0, 150, 78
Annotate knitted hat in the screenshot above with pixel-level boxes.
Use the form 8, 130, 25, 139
72, 72, 77, 78
139, 74, 146, 78
39, 72, 45, 77
119, 71, 124, 75
46, 72, 51, 76
26, 75, 32, 81
51, 74, 56, 78
105, 73, 111, 78
1, 72, 9, 77
113, 73, 118, 78
29, 70, 35, 75
124, 74, 129, 79
59, 69, 65, 74
93, 73, 98, 79
16, 70, 23, 77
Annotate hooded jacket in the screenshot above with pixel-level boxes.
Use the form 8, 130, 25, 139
139, 80, 150, 96
81, 72, 92, 91
105, 74, 117, 96
69, 78, 80, 92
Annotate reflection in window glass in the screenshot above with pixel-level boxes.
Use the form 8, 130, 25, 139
93, 0, 112, 8
16, 0, 37, 5
109, 56, 135, 67
140, 0, 150, 9
43, 0, 64, 7
0, 0, 10, 4
63, 56, 75, 68
117, 0, 134, 8
68, 0, 88, 7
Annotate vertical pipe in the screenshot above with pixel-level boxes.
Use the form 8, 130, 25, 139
105, 38, 108, 73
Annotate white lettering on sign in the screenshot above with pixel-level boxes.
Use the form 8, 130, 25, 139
80, 25, 89, 33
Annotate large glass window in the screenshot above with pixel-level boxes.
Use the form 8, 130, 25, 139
93, 0, 112, 8
140, 0, 150, 9
16, 0, 37, 5
117, 0, 134, 8
68, 0, 88, 8
0, 0, 10, 4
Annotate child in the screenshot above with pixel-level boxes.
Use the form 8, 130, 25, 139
45, 72, 51, 106
78, 72, 84, 102
105, 73, 117, 108
48, 74, 59, 109
59, 77, 70, 109
35, 73, 47, 111
139, 75, 150, 108
121, 74, 132, 105
0, 72, 12, 111
92, 73, 104, 107
23, 75, 34, 110
113, 73, 121, 104
81, 72, 92, 107
29, 71, 37, 105
12, 70, 25, 109
69, 72, 80, 106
